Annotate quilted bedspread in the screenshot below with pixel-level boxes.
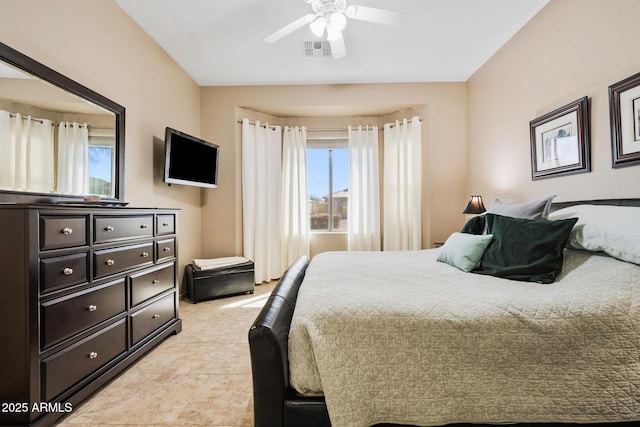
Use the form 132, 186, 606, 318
288, 249, 640, 427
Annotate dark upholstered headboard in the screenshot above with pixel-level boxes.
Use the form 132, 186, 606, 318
550, 198, 640, 212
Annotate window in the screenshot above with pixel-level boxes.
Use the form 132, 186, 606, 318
88, 127, 116, 197
88, 145, 114, 196
307, 145, 348, 232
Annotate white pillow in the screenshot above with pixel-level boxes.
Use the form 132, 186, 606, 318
549, 204, 640, 265
437, 232, 494, 272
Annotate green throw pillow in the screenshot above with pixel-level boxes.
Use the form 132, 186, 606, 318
437, 232, 494, 272
474, 214, 578, 284
461, 215, 486, 235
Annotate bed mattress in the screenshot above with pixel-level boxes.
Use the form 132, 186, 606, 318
288, 249, 640, 427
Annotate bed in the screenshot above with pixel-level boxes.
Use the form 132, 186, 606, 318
248, 198, 640, 427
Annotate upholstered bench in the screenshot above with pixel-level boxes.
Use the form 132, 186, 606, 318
185, 257, 255, 303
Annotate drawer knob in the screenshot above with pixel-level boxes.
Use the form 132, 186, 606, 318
141, 252, 150, 258
61, 227, 73, 235
62, 267, 74, 276
104, 226, 114, 232
88, 351, 98, 359
106, 259, 115, 266
152, 279, 160, 285
87, 304, 98, 312
162, 222, 170, 227
152, 314, 160, 319
163, 247, 171, 252
141, 224, 149, 229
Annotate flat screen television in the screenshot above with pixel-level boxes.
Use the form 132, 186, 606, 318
164, 127, 219, 188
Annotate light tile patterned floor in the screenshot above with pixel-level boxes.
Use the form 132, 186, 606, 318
57, 282, 276, 427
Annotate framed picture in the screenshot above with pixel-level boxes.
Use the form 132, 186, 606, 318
529, 96, 590, 180
609, 71, 640, 168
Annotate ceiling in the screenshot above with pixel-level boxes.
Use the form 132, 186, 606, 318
115, 0, 549, 87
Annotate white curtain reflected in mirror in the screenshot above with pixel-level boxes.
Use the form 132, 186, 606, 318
0, 54, 118, 199
0, 110, 115, 197
0, 110, 55, 192
57, 122, 89, 194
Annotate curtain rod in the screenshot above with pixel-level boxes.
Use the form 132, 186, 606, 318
239, 116, 422, 131
237, 122, 375, 132
308, 127, 373, 131
384, 116, 423, 128
306, 118, 423, 131
7, 113, 113, 129
237, 119, 279, 130
237, 120, 360, 131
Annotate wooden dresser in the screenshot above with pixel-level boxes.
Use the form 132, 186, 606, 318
0, 204, 182, 426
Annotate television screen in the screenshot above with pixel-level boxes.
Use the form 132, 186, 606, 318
164, 127, 219, 188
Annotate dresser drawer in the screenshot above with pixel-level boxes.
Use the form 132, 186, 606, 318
130, 263, 175, 307
156, 238, 176, 263
41, 280, 126, 349
130, 293, 175, 345
94, 242, 154, 279
42, 319, 126, 401
40, 252, 88, 293
156, 214, 175, 235
40, 216, 87, 250
94, 215, 153, 244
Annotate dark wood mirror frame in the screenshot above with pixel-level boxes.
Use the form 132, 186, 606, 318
0, 41, 125, 204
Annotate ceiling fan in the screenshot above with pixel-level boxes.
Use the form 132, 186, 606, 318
264, 0, 407, 59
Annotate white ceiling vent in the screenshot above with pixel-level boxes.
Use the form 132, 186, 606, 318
303, 41, 332, 57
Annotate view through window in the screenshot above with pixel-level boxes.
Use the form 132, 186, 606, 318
88, 145, 114, 196
307, 147, 348, 231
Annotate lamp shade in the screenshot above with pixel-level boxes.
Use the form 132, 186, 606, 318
463, 195, 486, 214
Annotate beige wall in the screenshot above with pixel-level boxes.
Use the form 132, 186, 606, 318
0, 0, 203, 288
200, 83, 467, 259
467, 0, 640, 205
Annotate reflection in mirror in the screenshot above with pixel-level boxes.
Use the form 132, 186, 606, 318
0, 62, 116, 197
0, 41, 124, 203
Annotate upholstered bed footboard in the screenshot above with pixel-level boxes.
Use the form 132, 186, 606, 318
248, 255, 332, 427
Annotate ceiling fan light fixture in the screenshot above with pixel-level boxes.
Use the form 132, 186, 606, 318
329, 12, 347, 32
267, 0, 406, 58
325, 12, 347, 41
310, 16, 327, 37
326, 27, 342, 42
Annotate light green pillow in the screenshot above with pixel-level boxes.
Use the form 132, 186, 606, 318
437, 232, 494, 272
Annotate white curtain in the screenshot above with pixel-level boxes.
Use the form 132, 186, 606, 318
383, 116, 422, 250
0, 110, 54, 192
58, 122, 89, 194
0, 110, 20, 190
348, 125, 381, 251
242, 119, 282, 284
281, 126, 310, 270
26, 116, 55, 192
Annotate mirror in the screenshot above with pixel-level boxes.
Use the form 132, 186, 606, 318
0, 41, 125, 203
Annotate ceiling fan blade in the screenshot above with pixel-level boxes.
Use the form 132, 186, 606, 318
330, 35, 346, 59
345, 5, 407, 26
264, 13, 317, 43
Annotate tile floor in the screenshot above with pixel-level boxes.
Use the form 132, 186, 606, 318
57, 282, 276, 427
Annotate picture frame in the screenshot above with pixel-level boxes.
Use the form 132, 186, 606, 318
609, 71, 640, 168
529, 96, 590, 180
